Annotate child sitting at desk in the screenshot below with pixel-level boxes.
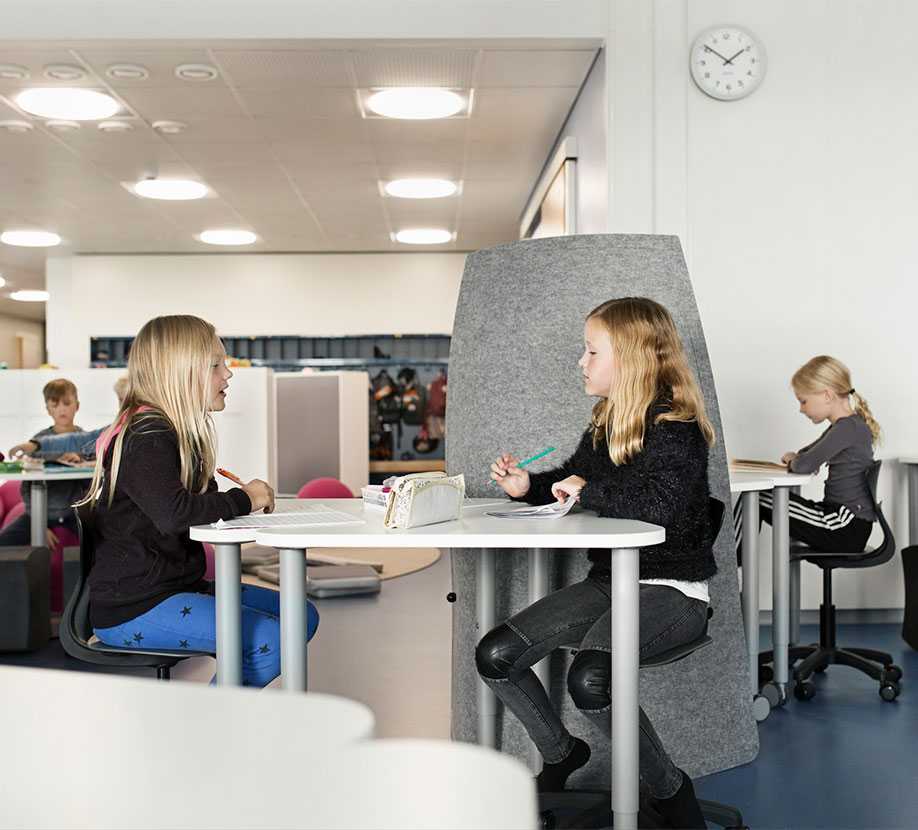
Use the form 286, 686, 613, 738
0, 378, 86, 548
77, 315, 319, 687
734, 355, 879, 554
480, 297, 716, 829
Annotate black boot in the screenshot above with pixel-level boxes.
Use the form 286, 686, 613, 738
535, 737, 591, 793
652, 770, 707, 829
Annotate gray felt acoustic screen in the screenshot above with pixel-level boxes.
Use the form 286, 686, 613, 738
446, 234, 758, 783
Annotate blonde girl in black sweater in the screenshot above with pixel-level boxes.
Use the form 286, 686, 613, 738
479, 297, 716, 829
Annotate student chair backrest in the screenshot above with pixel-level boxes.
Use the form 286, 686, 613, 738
0, 480, 22, 513
297, 477, 354, 499
446, 235, 758, 782
62, 504, 98, 646
2, 500, 25, 530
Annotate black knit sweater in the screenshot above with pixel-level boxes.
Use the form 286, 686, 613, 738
89, 416, 251, 628
520, 406, 717, 582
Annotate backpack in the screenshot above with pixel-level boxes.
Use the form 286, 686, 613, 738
427, 373, 447, 417
373, 371, 401, 426
400, 383, 426, 426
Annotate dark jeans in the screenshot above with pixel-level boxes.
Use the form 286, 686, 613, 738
476, 577, 708, 799
0, 513, 78, 546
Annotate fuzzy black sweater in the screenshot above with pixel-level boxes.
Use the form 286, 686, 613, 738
520, 407, 717, 582
89, 417, 251, 628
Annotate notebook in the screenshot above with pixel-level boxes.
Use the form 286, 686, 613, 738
486, 498, 578, 520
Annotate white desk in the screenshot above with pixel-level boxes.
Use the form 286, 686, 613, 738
0, 469, 94, 546
900, 457, 918, 545
729, 467, 814, 709
0, 665, 374, 829
247, 498, 664, 830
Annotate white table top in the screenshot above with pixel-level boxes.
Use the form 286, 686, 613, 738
224, 498, 666, 550
729, 470, 775, 493
0, 468, 94, 482
899, 457, 918, 465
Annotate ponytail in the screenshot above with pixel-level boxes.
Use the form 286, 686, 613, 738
851, 390, 882, 445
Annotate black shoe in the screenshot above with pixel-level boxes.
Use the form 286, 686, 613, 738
536, 738, 591, 793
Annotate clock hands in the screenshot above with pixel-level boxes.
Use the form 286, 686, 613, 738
704, 44, 746, 66
724, 49, 745, 65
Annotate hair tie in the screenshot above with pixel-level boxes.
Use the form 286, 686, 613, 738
848, 388, 856, 395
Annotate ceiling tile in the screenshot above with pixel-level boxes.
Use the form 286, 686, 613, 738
477, 50, 596, 87
213, 50, 355, 88
354, 49, 477, 88
117, 86, 245, 120
74, 49, 217, 88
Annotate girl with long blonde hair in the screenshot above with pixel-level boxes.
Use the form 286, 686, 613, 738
479, 297, 716, 829
735, 355, 880, 557
83, 315, 318, 687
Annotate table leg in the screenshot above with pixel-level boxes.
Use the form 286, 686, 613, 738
771, 487, 791, 702
477, 548, 497, 747
30, 481, 47, 547
740, 492, 759, 698
528, 548, 550, 768
280, 547, 308, 692
610, 547, 639, 830
214, 543, 243, 686
789, 560, 801, 647
908, 464, 918, 547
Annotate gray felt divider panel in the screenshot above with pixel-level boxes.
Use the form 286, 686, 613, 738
446, 234, 758, 783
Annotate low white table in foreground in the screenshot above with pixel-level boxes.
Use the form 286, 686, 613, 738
248, 497, 664, 830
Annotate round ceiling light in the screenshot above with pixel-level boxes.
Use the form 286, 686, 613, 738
0, 120, 34, 133
198, 229, 257, 246
133, 178, 208, 200
0, 64, 29, 81
393, 228, 453, 245
152, 119, 187, 135
0, 275, 6, 288
10, 290, 50, 302
366, 88, 464, 120
1, 230, 62, 247
43, 64, 87, 81
45, 119, 81, 132
384, 178, 458, 199
105, 63, 150, 81
97, 120, 134, 133
15, 87, 120, 121
175, 63, 219, 82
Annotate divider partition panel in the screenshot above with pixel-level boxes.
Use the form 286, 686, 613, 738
447, 235, 758, 783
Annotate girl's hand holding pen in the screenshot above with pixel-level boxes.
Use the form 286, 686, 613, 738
490, 452, 530, 498
242, 479, 275, 514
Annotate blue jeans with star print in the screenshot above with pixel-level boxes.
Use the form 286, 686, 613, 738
93, 583, 320, 688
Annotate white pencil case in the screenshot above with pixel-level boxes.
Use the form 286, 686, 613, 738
383, 471, 465, 529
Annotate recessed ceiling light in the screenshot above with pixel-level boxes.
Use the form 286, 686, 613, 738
0, 119, 34, 133
43, 64, 87, 81
175, 63, 219, 82
198, 229, 257, 246
152, 119, 187, 135
45, 119, 81, 132
97, 120, 134, 133
132, 178, 209, 200
0, 64, 29, 81
1, 230, 62, 248
105, 63, 150, 81
366, 88, 464, 119
393, 228, 454, 245
10, 290, 50, 303
383, 178, 459, 199
0, 276, 5, 289
15, 88, 120, 121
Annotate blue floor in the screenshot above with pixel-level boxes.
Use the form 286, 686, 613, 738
695, 623, 918, 830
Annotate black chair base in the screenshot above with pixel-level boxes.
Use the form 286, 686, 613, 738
791, 643, 902, 702
538, 789, 747, 829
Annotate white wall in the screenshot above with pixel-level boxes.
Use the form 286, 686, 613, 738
0, 314, 44, 369
46, 253, 466, 368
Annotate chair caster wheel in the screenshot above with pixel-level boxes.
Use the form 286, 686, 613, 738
880, 681, 900, 702
884, 665, 903, 683
794, 680, 816, 701
538, 809, 557, 830
761, 681, 784, 708
814, 664, 827, 673
752, 694, 771, 722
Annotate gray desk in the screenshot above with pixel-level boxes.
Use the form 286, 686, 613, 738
248, 498, 664, 830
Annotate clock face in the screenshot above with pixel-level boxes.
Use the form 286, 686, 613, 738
690, 26, 766, 100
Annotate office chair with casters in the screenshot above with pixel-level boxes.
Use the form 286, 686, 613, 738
60, 505, 214, 680
538, 499, 748, 830
758, 460, 902, 702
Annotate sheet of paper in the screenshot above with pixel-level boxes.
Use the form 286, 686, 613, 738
485, 498, 578, 520
212, 503, 365, 529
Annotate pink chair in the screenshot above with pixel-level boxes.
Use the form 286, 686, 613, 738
1, 501, 25, 530
47, 526, 80, 614
0, 480, 23, 514
297, 477, 354, 499
203, 542, 216, 580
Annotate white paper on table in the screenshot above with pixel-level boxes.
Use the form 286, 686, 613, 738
485, 498, 578, 520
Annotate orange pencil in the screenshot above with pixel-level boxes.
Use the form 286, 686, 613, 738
216, 467, 245, 486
